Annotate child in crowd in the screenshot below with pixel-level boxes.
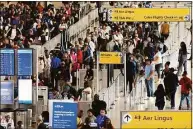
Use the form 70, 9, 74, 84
154, 84, 166, 110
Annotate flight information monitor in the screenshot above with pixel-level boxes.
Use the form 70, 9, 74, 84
0, 81, 14, 104
17, 49, 33, 76
0, 49, 15, 76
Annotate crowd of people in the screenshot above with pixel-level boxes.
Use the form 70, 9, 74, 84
36, 2, 191, 128
0, 1, 94, 48
0, 1, 192, 129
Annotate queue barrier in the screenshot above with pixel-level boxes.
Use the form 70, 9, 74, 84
98, 73, 122, 111
126, 48, 181, 111
77, 69, 108, 93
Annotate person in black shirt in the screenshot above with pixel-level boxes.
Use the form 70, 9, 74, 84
36, 115, 47, 129
154, 84, 166, 110
167, 68, 179, 109
84, 65, 94, 92
92, 94, 107, 117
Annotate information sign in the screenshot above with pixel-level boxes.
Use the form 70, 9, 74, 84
0, 49, 15, 76
99, 52, 122, 64
121, 111, 191, 128
17, 49, 33, 76
0, 81, 14, 104
109, 8, 190, 22
52, 102, 77, 128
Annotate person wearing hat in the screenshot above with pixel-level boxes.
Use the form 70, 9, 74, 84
144, 57, 154, 98
179, 71, 192, 110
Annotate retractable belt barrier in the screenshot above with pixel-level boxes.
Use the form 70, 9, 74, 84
98, 73, 122, 111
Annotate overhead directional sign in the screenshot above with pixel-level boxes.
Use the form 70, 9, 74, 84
99, 52, 123, 64
108, 8, 190, 22
121, 111, 191, 129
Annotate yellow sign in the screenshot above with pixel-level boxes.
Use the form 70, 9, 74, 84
110, 8, 190, 22
99, 52, 122, 64
121, 111, 192, 129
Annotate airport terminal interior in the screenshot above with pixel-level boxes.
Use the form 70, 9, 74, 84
0, 1, 192, 129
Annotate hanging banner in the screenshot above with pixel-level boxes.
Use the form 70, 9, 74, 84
109, 8, 190, 22
99, 52, 123, 64
121, 111, 192, 129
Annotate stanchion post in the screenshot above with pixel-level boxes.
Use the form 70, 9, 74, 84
96, 52, 99, 93
124, 53, 127, 110
76, 69, 79, 91
140, 80, 145, 104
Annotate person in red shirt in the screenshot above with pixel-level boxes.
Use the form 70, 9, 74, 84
77, 45, 83, 68
179, 71, 192, 110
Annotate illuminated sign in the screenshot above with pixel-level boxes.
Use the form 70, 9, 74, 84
99, 52, 123, 64
121, 111, 191, 128
0, 49, 15, 76
109, 8, 190, 22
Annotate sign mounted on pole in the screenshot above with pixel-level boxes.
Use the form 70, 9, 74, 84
99, 52, 123, 64
108, 8, 190, 22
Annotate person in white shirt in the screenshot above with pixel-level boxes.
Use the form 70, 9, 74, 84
100, 24, 109, 40
153, 47, 163, 82
127, 41, 135, 54
3, 114, 14, 129
117, 30, 123, 45
82, 81, 92, 101
38, 55, 45, 73
87, 37, 95, 58
59, 20, 68, 31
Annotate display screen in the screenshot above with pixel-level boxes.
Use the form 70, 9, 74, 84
0, 49, 15, 76
0, 81, 14, 104
18, 79, 32, 104
17, 49, 33, 76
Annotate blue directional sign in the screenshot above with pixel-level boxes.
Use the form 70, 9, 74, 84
17, 49, 33, 76
0, 49, 15, 76
0, 81, 14, 104
52, 102, 77, 128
